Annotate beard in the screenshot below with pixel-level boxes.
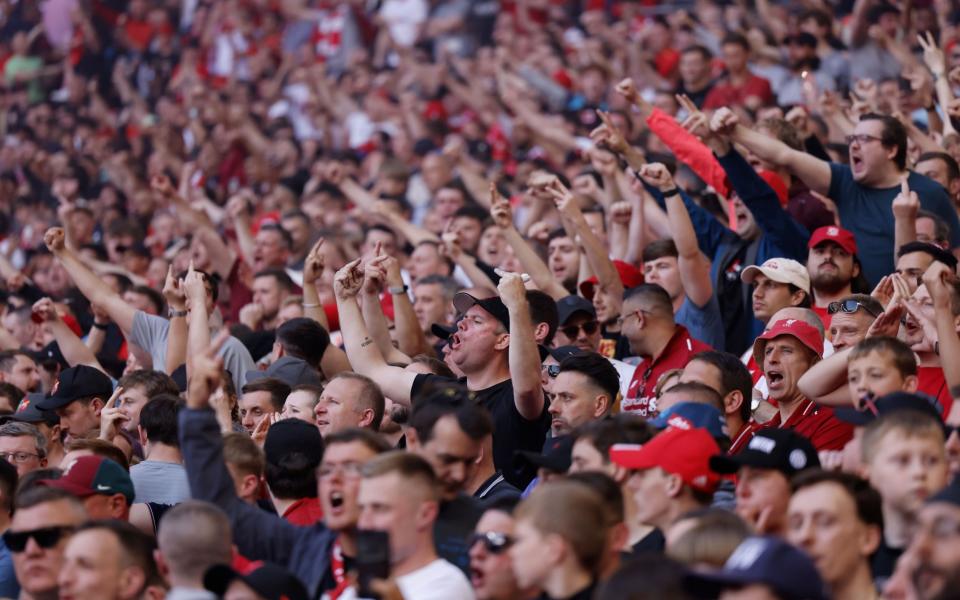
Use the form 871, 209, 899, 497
811, 269, 850, 295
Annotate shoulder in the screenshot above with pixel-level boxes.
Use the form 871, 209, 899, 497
398, 559, 474, 597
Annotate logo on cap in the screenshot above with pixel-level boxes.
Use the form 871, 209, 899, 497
668, 415, 693, 430
748, 436, 776, 454
784, 319, 796, 326
789, 449, 808, 470
728, 538, 766, 570
827, 227, 839, 236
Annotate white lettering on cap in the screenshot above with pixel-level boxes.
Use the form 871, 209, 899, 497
748, 436, 776, 454
827, 227, 839, 236
667, 415, 692, 430
726, 538, 767, 571
789, 449, 808, 470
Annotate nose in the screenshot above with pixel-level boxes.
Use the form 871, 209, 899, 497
548, 400, 560, 416
447, 461, 466, 484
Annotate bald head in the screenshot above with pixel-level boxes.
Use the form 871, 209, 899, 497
156, 501, 233, 586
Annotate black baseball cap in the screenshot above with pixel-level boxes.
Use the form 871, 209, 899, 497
928, 475, 960, 507
548, 345, 582, 363
556, 295, 596, 325
513, 435, 574, 474
204, 562, 308, 600
835, 391, 944, 426
453, 292, 510, 330
430, 322, 457, 340
710, 429, 819, 476
35, 365, 113, 411
263, 419, 324, 467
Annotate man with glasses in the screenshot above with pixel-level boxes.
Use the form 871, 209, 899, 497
826, 294, 882, 351
0, 422, 47, 476
806, 226, 867, 330
468, 502, 537, 600
5, 486, 87, 600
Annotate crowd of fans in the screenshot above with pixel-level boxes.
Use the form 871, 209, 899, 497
1, 0, 960, 598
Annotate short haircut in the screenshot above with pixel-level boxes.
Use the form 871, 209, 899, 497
565, 471, 624, 525
241, 378, 291, 412
642, 239, 678, 263
118, 370, 180, 400
76, 520, 157, 586
515, 480, 609, 572
329, 372, 385, 431
64, 438, 130, 470
130, 285, 165, 315
361, 451, 440, 501
660, 381, 724, 411
408, 355, 456, 379
14, 484, 85, 514
682, 44, 713, 61
791, 469, 884, 530
916, 210, 952, 245
0, 421, 46, 458
917, 151, 960, 183
689, 351, 753, 422
258, 224, 293, 250
721, 32, 750, 51
415, 275, 461, 303
276, 318, 331, 367
323, 428, 394, 455
265, 445, 318, 501
157, 501, 233, 582
253, 267, 296, 293
595, 554, 688, 600
222, 433, 265, 478
573, 414, 656, 462
173, 268, 219, 303
138, 394, 183, 447
527, 290, 559, 346
861, 410, 945, 464
837, 294, 884, 318
0, 350, 32, 374
848, 336, 917, 377
408, 386, 493, 444
452, 205, 489, 224
0, 382, 25, 408
623, 284, 674, 319
860, 113, 908, 170
666, 508, 751, 568
559, 353, 620, 405
758, 118, 804, 151
287, 384, 322, 409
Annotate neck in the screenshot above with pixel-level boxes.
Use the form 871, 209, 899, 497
643, 325, 676, 361
380, 428, 405, 447
542, 562, 592, 599
671, 295, 684, 313
685, 79, 709, 93
391, 537, 438, 578
339, 530, 357, 557
728, 68, 748, 84
167, 575, 206, 591
727, 415, 746, 441
916, 351, 940, 367
465, 359, 511, 391
0, 513, 10, 533
777, 393, 807, 423
833, 561, 878, 600
882, 503, 913, 549
872, 167, 906, 189
263, 315, 280, 331
814, 285, 853, 307
466, 460, 496, 496
270, 495, 298, 517
145, 443, 182, 463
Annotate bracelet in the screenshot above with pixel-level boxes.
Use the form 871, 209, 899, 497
169, 309, 188, 319
91, 322, 109, 330
662, 188, 680, 198
388, 285, 409, 295
302, 302, 321, 308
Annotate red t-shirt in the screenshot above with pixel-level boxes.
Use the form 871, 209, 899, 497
811, 305, 833, 335
623, 326, 712, 417
703, 74, 774, 110
282, 497, 324, 527
729, 420, 764, 454
917, 365, 953, 419
763, 398, 853, 451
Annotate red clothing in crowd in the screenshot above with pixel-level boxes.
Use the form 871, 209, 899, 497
623, 326, 712, 418
762, 398, 853, 451
703, 74, 774, 110
282, 497, 324, 527
728, 420, 764, 454
917, 365, 953, 419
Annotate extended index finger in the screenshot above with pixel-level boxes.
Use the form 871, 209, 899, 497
675, 93, 697, 114
900, 175, 910, 196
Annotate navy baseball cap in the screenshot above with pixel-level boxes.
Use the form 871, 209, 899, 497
204, 561, 307, 600
35, 365, 113, 411
649, 402, 727, 441
556, 295, 596, 325
684, 536, 829, 600
3, 393, 59, 426
710, 429, 819, 476
835, 391, 944, 426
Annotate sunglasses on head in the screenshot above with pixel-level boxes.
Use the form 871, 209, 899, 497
467, 531, 514, 554
3, 526, 75, 553
827, 300, 879, 318
560, 320, 599, 340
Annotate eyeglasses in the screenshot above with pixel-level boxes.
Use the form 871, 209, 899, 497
0, 452, 40, 464
827, 300, 879, 318
560, 320, 599, 340
3, 526, 75, 552
845, 134, 883, 146
616, 310, 644, 327
546, 364, 561, 378
467, 531, 514, 554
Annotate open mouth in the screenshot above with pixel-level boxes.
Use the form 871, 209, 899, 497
330, 491, 344, 509
766, 371, 784, 387
450, 333, 463, 349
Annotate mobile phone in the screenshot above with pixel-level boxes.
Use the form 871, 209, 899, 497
356, 529, 390, 599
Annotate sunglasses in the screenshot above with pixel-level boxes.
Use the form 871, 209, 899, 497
467, 531, 514, 554
827, 300, 879, 318
546, 364, 561, 378
560, 320, 599, 340
3, 526, 75, 553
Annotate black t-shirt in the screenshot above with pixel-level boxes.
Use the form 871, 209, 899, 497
412, 374, 549, 488
434, 494, 484, 576
870, 536, 902, 589
473, 472, 522, 508
536, 580, 597, 600
629, 528, 666, 554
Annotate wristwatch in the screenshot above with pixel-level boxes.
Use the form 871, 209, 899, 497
168, 309, 188, 318
388, 285, 409, 295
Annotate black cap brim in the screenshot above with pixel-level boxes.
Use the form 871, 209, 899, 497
513, 450, 568, 474
709, 453, 744, 475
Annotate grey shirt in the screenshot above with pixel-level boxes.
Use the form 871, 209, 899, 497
130, 460, 191, 505
130, 311, 254, 393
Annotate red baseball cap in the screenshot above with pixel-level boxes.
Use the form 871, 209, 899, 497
808, 225, 857, 255
752, 318, 824, 367
579, 260, 644, 299
608, 427, 721, 493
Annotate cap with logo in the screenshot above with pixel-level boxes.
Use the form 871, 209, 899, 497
710, 428, 820, 476
556, 295, 596, 325
37, 455, 135, 504
834, 391, 944, 426
34, 365, 113, 411
752, 318, 824, 368
808, 225, 857, 255
648, 402, 727, 441
245, 356, 323, 388
684, 536, 829, 600
1, 393, 58, 426
609, 427, 721, 494
204, 561, 308, 600
740, 258, 811, 294
579, 260, 643, 299
453, 292, 510, 330
513, 435, 574, 474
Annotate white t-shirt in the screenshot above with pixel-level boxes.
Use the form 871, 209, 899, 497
338, 559, 474, 600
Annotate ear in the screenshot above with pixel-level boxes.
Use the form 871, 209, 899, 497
635, 310, 648, 329
117, 566, 147, 600
272, 341, 284, 360
542, 532, 567, 565
852, 260, 861, 279
903, 374, 919, 393
405, 427, 421, 451
859, 523, 882, 557
493, 332, 510, 352
610, 464, 629, 485
39, 457, 47, 468
240, 474, 260, 500
153, 549, 169, 578
138, 425, 147, 448
665, 472, 685, 499
90, 397, 105, 417
417, 500, 439, 531
609, 522, 629, 553
594, 394, 610, 418
724, 391, 744, 418
357, 408, 375, 429
790, 289, 807, 307
533, 322, 549, 344
110, 494, 127, 519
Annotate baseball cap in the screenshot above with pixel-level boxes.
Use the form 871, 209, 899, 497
548, 345, 582, 363
649, 402, 727, 441
556, 295, 596, 325
809, 225, 857, 255
835, 391, 944, 426
752, 318, 824, 367
263, 419, 324, 467
3, 393, 58, 426
513, 435, 574, 474
204, 561, 308, 600
741, 258, 810, 293
684, 536, 829, 600
37, 456, 134, 504
245, 356, 323, 388
710, 429, 820, 476
579, 260, 644, 299
609, 427, 721, 493
453, 292, 510, 330
35, 365, 113, 411
430, 322, 457, 341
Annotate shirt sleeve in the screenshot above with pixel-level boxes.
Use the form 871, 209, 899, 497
130, 311, 170, 367
646, 108, 730, 198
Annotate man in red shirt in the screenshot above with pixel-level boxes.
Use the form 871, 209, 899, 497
704, 33, 774, 111
753, 319, 853, 451
620, 284, 712, 418
806, 225, 864, 332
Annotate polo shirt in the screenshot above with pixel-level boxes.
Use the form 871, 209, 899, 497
917, 366, 952, 419
623, 326, 712, 418
762, 398, 853, 451
282, 497, 323, 527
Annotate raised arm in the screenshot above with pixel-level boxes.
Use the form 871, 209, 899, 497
32, 298, 106, 373
893, 177, 919, 257
226, 194, 258, 270
498, 273, 545, 420
182, 265, 211, 378
359, 253, 414, 366
923, 263, 960, 409
162, 266, 187, 375
45, 228, 137, 336
334, 260, 417, 406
